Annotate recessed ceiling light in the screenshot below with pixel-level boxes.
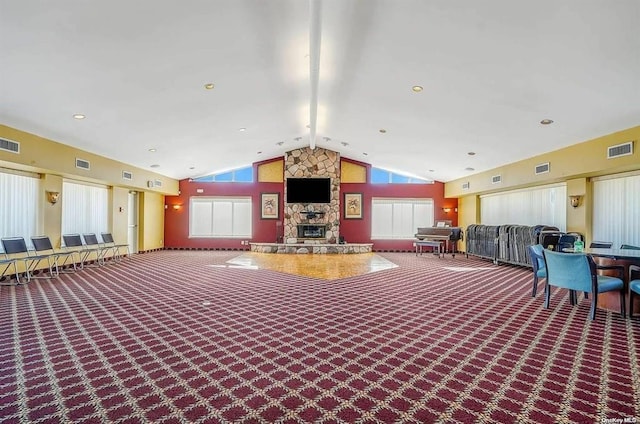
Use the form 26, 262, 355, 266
362, 152, 368, 156
294, 137, 302, 141
276, 141, 284, 146
428, 169, 435, 172
540, 119, 554, 125
465, 167, 475, 171
148, 148, 157, 152
150, 164, 160, 168
379, 129, 387, 133
189, 166, 195, 170
412, 85, 423, 92
257, 151, 262, 154
467, 152, 476, 156
323, 137, 331, 142
238, 127, 246, 132
73, 114, 86, 120
204, 83, 215, 90
341, 141, 349, 147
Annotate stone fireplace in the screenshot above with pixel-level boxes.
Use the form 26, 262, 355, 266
284, 147, 340, 243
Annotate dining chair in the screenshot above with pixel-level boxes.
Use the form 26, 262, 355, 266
620, 244, 640, 250
542, 249, 626, 321
527, 244, 546, 297
630, 265, 640, 318
589, 241, 613, 248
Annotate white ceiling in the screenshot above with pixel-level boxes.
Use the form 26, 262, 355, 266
1, 0, 639, 183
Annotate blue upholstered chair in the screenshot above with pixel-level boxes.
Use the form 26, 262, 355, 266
620, 244, 640, 250
589, 241, 613, 248
527, 244, 546, 297
630, 265, 640, 319
542, 250, 626, 321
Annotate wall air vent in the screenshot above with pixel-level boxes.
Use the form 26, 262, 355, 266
462, 182, 470, 190
75, 158, 90, 170
0, 138, 20, 154
607, 141, 633, 159
154, 180, 162, 187
491, 175, 502, 184
535, 162, 550, 175
122, 171, 133, 181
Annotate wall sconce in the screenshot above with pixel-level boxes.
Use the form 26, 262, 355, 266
442, 207, 451, 213
172, 204, 182, 210
46, 191, 60, 205
569, 195, 582, 208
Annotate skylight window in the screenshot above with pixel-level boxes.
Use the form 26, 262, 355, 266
193, 166, 253, 183
371, 167, 432, 184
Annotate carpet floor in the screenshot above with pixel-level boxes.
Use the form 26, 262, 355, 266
1, 251, 638, 423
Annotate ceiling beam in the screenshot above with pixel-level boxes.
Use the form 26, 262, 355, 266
308, 0, 322, 150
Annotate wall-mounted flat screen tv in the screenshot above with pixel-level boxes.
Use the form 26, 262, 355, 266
286, 178, 331, 203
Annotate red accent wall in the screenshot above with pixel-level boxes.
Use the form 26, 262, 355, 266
164, 157, 457, 251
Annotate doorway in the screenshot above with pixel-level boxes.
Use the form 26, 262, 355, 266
127, 191, 139, 254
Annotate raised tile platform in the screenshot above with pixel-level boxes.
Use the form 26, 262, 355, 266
250, 242, 373, 254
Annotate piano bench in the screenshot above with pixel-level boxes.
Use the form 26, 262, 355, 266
415, 240, 443, 258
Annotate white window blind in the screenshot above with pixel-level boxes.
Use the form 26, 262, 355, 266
0, 170, 40, 246
61, 181, 109, 236
480, 183, 567, 231
371, 198, 434, 239
592, 173, 640, 248
190, 197, 252, 238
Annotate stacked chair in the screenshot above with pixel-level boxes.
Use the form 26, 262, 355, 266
1, 237, 59, 282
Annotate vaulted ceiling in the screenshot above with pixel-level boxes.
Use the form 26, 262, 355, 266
1, 1, 639, 182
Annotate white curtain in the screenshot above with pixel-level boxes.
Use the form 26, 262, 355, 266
0, 170, 40, 246
481, 183, 567, 231
61, 181, 109, 236
371, 198, 434, 239
592, 173, 640, 248
190, 197, 252, 238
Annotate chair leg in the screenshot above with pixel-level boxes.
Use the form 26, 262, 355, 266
584, 291, 588, 299
590, 292, 598, 321
619, 291, 626, 318
631, 291, 636, 318
544, 284, 551, 309
532, 276, 538, 297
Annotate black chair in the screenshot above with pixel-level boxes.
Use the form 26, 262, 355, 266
31, 235, 79, 273
630, 265, 640, 318
0, 256, 20, 285
83, 233, 117, 265
100, 232, 131, 261
527, 244, 546, 297
62, 234, 103, 268
542, 250, 625, 321
555, 233, 580, 252
1, 236, 59, 281
589, 241, 613, 248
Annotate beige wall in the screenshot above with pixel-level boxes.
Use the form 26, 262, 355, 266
1, 125, 176, 251
448, 126, 640, 249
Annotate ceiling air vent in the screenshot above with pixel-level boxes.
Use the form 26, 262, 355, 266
75, 158, 90, 170
154, 180, 163, 187
607, 141, 633, 159
0, 138, 20, 154
462, 182, 470, 190
491, 175, 502, 184
122, 171, 133, 181
535, 162, 550, 175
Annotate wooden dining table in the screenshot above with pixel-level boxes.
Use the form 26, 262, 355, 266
583, 247, 640, 315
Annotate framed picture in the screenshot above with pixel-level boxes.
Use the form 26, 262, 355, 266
344, 193, 363, 219
261, 193, 279, 219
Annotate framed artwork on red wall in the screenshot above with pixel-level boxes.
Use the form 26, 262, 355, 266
261, 193, 279, 219
344, 193, 363, 219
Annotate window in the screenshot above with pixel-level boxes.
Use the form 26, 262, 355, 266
61, 181, 109, 236
371, 198, 434, 239
190, 197, 252, 238
193, 166, 253, 183
592, 173, 640, 248
0, 170, 39, 246
370, 167, 432, 184
480, 183, 567, 231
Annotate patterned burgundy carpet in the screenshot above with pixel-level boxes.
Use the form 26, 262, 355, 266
1, 251, 638, 423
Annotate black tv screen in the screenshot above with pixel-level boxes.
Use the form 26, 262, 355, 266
286, 178, 331, 203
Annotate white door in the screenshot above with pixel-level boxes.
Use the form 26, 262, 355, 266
127, 192, 139, 254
